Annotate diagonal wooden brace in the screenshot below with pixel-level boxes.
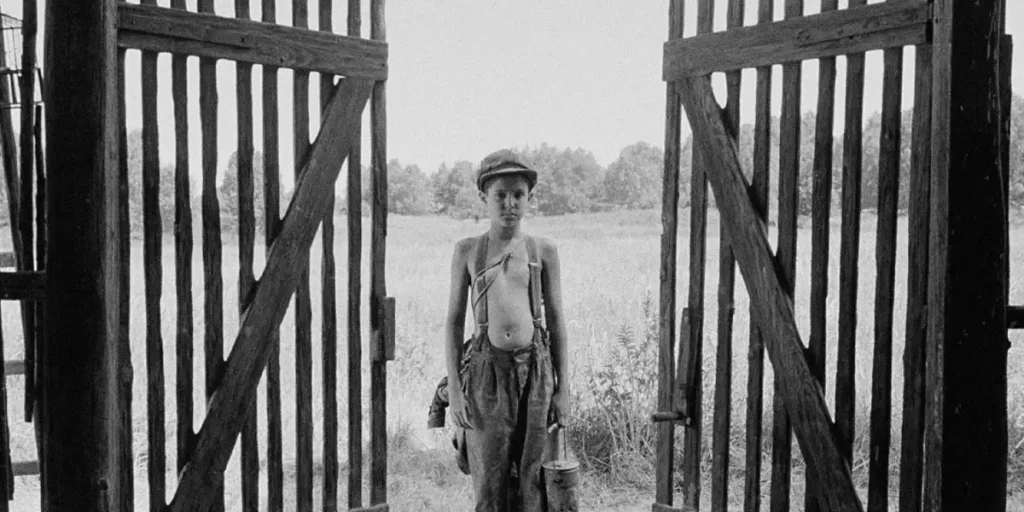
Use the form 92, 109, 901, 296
676, 75, 864, 512
167, 77, 374, 512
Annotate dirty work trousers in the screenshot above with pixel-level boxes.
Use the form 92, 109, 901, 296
464, 331, 554, 512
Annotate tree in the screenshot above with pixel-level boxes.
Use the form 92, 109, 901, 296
219, 150, 267, 233
515, 144, 605, 215
604, 141, 663, 209
126, 128, 176, 233
387, 158, 431, 215
431, 160, 484, 219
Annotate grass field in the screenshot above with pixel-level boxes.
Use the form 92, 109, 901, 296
2, 207, 1024, 511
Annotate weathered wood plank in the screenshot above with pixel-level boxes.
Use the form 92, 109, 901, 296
262, 1, 283, 508
116, 49, 135, 512
369, 0, 388, 504
235, 0, 258, 506
655, 1, 684, 506
0, 305, 10, 504
836, 0, 866, 469
681, 0, 713, 507
897, 42, 931, 512
744, 2, 773, 510
678, 75, 864, 512
346, 1, 364, 510
293, 3, 314, 511
117, 3, 387, 79
663, 2, 930, 79
0, 271, 44, 300
166, 77, 373, 512
43, 0, 127, 506
171, 0, 194, 479
197, 1, 225, 510
807, 3, 838, 511
770, 3, 802, 510
867, 43, 902, 512
18, 0, 37, 437
926, 1, 1008, 509
141, 27, 166, 510
710, 1, 743, 510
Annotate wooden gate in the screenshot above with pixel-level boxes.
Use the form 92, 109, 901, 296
653, 0, 1011, 511
42, 0, 393, 510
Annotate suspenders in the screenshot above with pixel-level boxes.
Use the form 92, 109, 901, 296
472, 234, 544, 332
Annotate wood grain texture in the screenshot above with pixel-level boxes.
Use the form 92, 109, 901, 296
261, 2, 283, 511
663, 2, 929, 79
235, 0, 259, 505
171, 0, 194, 478
347, 2, 364, 510
293, 1, 314, 510
807, 3, 838, 511
369, 0, 388, 504
18, 0, 36, 433
197, 1, 225, 510
897, 42, 931, 512
836, 0, 867, 468
166, 77, 373, 512
320, 1, 339, 510
744, 2, 773, 510
680, 1, 713, 508
678, 75, 864, 512
711, 1, 743, 510
29, 98, 45, 423
867, 44, 902, 512
117, 3, 387, 79
928, 1, 1008, 509
655, 0, 683, 502
43, 0, 125, 506
770, 2, 802, 510
141, 34, 166, 511
116, 50, 135, 512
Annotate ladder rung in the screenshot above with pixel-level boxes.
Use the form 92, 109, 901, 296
0, 271, 44, 301
12, 460, 38, 476
4, 360, 23, 376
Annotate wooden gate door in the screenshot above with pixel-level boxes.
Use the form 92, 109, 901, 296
651, 1, 939, 511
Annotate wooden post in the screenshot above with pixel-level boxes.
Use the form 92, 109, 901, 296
924, 0, 1007, 510
43, 0, 129, 509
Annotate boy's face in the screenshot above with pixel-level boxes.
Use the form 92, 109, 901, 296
479, 175, 533, 228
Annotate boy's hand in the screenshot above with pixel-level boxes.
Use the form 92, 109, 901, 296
449, 391, 476, 430
549, 390, 571, 428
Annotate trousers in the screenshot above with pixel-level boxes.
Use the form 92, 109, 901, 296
463, 328, 554, 512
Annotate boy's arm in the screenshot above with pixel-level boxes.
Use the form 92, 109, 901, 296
445, 239, 472, 403
540, 239, 570, 416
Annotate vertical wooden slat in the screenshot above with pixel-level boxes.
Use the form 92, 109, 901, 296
655, 1, 684, 507
43, 0, 127, 504
262, 0, 284, 509
770, 1, 802, 510
320, 0, 340, 510
198, 0, 225, 510
140, 13, 166, 508
32, 99, 45, 432
235, 0, 258, 507
369, 0, 388, 504
680, 0, 712, 508
867, 43, 903, 512
117, 48, 135, 512
744, 1, 773, 510
0, 306, 9, 507
19, 0, 36, 427
836, 0, 867, 471
170, 0, 193, 480
806, 2, 838, 511
710, 0, 743, 510
346, 0, 364, 507
293, 1, 314, 510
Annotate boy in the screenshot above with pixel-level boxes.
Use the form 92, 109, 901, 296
444, 149, 570, 512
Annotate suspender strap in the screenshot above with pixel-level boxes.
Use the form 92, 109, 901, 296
473, 234, 489, 327
525, 236, 543, 323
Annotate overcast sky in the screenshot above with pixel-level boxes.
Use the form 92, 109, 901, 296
5, 0, 1023, 185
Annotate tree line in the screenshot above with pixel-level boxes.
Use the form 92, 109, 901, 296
60, 94, 1024, 234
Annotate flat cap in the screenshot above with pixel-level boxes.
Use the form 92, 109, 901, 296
476, 149, 537, 191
